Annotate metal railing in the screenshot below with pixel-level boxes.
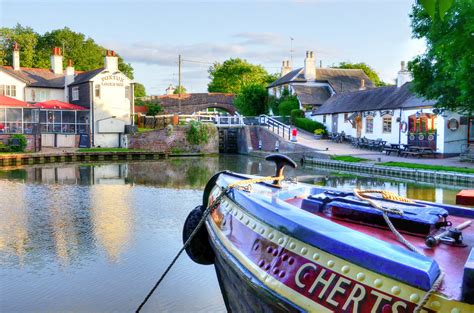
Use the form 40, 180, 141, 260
258, 115, 291, 140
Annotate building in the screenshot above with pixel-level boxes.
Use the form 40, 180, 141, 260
0, 44, 134, 148
268, 51, 374, 112
312, 62, 471, 155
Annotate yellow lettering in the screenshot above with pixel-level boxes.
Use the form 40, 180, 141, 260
342, 283, 366, 312
326, 277, 351, 307
370, 290, 393, 313
295, 263, 317, 289
309, 268, 336, 299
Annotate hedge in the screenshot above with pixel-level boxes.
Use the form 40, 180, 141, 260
290, 109, 305, 125
294, 118, 326, 134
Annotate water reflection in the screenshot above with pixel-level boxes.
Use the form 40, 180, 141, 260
0, 155, 465, 312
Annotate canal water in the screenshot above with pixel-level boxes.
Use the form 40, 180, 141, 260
0, 155, 464, 312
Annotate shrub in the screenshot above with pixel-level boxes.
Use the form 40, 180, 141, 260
294, 118, 327, 134
314, 128, 325, 135
290, 109, 305, 125
278, 96, 299, 116
8, 134, 28, 152
146, 101, 162, 116
187, 121, 209, 145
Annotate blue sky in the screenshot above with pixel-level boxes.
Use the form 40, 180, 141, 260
0, 0, 425, 95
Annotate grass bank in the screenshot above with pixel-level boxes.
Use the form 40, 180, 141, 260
330, 155, 369, 163
378, 162, 474, 174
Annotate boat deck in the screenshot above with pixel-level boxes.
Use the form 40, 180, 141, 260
285, 197, 473, 300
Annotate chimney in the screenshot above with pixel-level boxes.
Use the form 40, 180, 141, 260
359, 79, 366, 90
397, 60, 412, 88
304, 51, 316, 81
64, 59, 75, 101
12, 42, 20, 71
280, 59, 292, 77
50, 47, 63, 74
166, 84, 176, 95
104, 50, 118, 72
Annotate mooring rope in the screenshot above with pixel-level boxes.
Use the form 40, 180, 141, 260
136, 175, 283, 312
353, 189, 444, 313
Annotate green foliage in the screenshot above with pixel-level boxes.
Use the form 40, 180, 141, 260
333, 62, 386, 87
314, 129, 325, 135
0, 24, 135, 79
278, 96, 300, 117
173, 86, 187, 94
268, 96, 280, 115
290, 109, 305, 125
187, 121, 209, 145
233, 84, 268, 116
134, 98, 145, 106
294, 118, 326, 134
146, 101, 162, 116
134, 83, 146, 98
208, 58, 275, 94
419, 0, 454, 21
8, 134, 27, 152
409, 1, 473, 113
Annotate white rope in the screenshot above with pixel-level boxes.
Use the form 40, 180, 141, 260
353, 189, 444, 313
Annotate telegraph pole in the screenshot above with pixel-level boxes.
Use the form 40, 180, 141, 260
178, 54, 182, 112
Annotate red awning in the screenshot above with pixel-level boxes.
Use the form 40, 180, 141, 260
0, 95, 34, 108
34, 100, 88, 111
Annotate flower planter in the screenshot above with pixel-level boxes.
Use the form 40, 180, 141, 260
314, 134, 323, 140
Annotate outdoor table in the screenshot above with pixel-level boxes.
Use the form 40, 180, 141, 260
383, 143, 401, 155
402, 146, 435, 158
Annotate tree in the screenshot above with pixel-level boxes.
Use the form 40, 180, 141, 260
333, 62, 387, 87
173, 85, 187, 95
208, 58, 274, 94
0, 25, 135, 79
0, 24, 38, 67
134, 83, 146, 98
409, 1, 473, 113
233, 84, 268, 116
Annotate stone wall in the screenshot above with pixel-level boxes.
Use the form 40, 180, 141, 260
126, 124, 219, 154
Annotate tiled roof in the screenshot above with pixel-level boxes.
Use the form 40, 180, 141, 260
293, 85, 331, 105
68, 68, 104, 86
0, 95, 34, 108
268, 68, 374, 93
1, 66, 103, 88
314, 83, 436, 115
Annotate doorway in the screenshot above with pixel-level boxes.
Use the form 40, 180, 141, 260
331, 114, 338, 133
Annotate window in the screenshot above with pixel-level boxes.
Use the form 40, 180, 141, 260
0, 85, 17, 97
72, 87, 79, 101
125, 86, 130, 99
344, 113, 349, 123
383, 116, 392, 133
366, 116, 374, 133
95, 85, 101, 98
323, 115, 327, 123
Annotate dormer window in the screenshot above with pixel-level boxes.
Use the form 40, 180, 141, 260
72, 87, 79, 101
95, 85, 101, 98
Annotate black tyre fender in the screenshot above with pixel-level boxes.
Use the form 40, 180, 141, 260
183, 205, 215, 265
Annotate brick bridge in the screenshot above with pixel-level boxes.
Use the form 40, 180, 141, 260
139, 93, 236, 115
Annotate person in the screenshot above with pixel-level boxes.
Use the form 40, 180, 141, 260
0, 123, 4, 133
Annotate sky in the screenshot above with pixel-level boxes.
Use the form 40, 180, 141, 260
0, 0, 426, 95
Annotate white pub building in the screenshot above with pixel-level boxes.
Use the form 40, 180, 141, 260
312, 62, 473, 156
0, 44, 134, 149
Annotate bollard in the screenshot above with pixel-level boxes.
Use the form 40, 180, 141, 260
258, 139, 262, 150
291, 128, 297, 142
275, 141, 279, 152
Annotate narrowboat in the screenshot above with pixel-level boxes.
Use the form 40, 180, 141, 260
183, 154, 474, 312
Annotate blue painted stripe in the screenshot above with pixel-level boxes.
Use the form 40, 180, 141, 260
217, 174, 441, 291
